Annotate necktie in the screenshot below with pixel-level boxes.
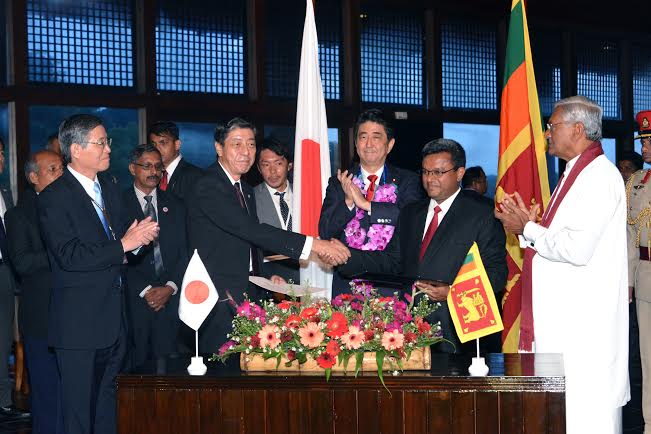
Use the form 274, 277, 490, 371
366, 174, 379, 201
144, 195, 164, 279
93, 182, 111, 239
274, 191, 292, 231
234, 182, 261, 275
418, 205, 442, 262
159, 170, 168, 191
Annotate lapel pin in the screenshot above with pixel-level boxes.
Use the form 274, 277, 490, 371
162, 207, 169, 213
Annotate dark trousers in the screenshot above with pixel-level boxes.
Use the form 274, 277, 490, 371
55, 327, 126, 434
0, 263, 14, 407
23, 336, 63, 434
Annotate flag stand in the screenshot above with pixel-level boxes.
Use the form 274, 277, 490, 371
468, 338, 489, 376
187, 330, 207, 376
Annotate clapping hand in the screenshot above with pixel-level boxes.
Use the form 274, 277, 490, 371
494, 192, 539, 235
121, 217, 160, 252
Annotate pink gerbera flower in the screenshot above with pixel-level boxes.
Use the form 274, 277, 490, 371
381, 330, 404, 351
258, 325, 280, 349
298, 322, 324, 348
341, 325, 365, 350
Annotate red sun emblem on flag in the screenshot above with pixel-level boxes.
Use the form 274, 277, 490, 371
184, 281, 209, 304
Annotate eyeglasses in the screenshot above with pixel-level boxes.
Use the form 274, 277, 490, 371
133, 162, 165, 172
84, 138, 112, 148
419, 167, 458, 178
545, 122, 570, 132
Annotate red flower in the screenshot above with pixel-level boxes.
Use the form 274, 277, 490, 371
364, 329, 376, 342
404, 331, 417, 344
378, 297, 394, 303
287, 350, 296, 361
278, 300, 296, 310
300, 307, 319, 322
417, 321, 431, 334
326, 312, 349, 338
326, 340, 341, 356
250, 335, 261, 348
285, 314, 301, 329
316, 351, 336, 369
280, 330, 294, 343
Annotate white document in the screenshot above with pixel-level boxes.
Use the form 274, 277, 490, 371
248, 276, 327, 297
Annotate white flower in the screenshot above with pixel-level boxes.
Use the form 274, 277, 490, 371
392, 371, 399, 376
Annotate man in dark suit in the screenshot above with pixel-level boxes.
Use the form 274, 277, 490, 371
254, 139, 300, 284
123, 144, 188, 368
338, 139, 507, 353
148, 121, 203, 202
187, 118, 350, 352
5, 150, 64, 432
38, 114, 159, 434
319, 109, 422, 297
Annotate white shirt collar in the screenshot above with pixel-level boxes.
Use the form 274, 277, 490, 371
429, 187, 461, 215
165, 154, 182, 179
360, 165, 385, 186
265, 182, 292, 198
133, 185, 158, 209
218, 160, 239, 186
67, 165, 99, 198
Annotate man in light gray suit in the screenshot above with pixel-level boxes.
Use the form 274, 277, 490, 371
254, 139, 300, 284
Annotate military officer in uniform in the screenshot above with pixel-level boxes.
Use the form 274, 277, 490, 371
627, 109, 651, 434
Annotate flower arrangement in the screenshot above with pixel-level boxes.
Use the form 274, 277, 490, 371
344, 177, 397, 251
212, 283, 443, 385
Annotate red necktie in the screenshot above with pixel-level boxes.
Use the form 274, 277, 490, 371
159, 170, 168, 191
418, 205, 441, 261
366, 174, 378, 201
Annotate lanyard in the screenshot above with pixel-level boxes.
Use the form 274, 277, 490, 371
90, 197, 116, 240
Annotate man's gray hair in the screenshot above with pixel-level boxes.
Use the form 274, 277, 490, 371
58, 114, 104, 162
553, 96, 603, 141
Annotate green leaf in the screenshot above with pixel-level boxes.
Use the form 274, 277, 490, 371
376, 351, 389, 393
325, 368, 331, 381
354, 352, 364, 377
275, 354, 282, 369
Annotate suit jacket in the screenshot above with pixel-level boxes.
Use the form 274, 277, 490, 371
339, 190, 507, 353
0, 186, 14, 263
123, 188, 188, 336
187, 162, 307, 351
253, 182, 300, 283
319, 164, 423, 295
4, 189, 46, 338
38, 169, 131, 350
167, 158, 203, 202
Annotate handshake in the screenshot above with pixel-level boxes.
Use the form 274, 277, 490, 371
311, 238, 351, 266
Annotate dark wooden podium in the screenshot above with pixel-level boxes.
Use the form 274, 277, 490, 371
117, 353, 565, 434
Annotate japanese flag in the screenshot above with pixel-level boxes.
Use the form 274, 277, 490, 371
178, 250, 219, 331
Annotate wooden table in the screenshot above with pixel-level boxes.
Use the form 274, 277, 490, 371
117, 352, 565, 434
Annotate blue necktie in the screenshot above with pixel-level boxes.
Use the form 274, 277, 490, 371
93, 182, 111, 239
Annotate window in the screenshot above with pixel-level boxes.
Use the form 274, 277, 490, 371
0, 4, 6, 86
633, 43, 651, 117
360, 8, 423, 105
442, 17, 496, 110
576, 37, 620, 120
530, 29, 561, 116
27, 0, 134, 86
601, 138, 616, 165
156, 0, 245, 94
265, 0, 342, 100
29, 106, 138, 189
0, 105, 9, 188
173, 122, 216, 168
443, 123, 499, 197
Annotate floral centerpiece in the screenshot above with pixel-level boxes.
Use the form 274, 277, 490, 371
212, 283, 443, 385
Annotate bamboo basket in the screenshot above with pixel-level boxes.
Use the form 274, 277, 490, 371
240, 346, 431, 372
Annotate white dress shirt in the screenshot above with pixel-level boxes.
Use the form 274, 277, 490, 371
165, 154, 182, 180
421, 188, 461, 240
265, 182, 293, 231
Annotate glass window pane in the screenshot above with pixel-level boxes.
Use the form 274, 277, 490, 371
27, 0, 134, 87
29, 106, 138, 189
530, 29, 561, 116
633, 43, 651, 116
173, 122, 216, 168
0, 105, 9, 189
576, 37, 619, 120
442, 17, 496, 110
443, 123, 498, 197
156, 0, 245, 94
0, 4, 6, 86
265, 0, 342, 100
601, 137, 616, 165
360, 8, 423, 106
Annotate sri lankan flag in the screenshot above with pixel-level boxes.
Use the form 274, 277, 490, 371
447, 243, 503, 343
496, 0, 550, 352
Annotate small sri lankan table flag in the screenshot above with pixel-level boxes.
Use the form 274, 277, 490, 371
447, 242, 503, 343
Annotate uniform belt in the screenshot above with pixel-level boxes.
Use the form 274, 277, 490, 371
640, 247, 651, 261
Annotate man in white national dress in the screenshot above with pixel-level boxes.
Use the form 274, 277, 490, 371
495, 95, 630, 434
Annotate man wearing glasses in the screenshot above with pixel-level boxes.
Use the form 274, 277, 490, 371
338, 138, 507, 354
628, 110, 651, 434
38, 115, 159, 434
123, 144, 188, 369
